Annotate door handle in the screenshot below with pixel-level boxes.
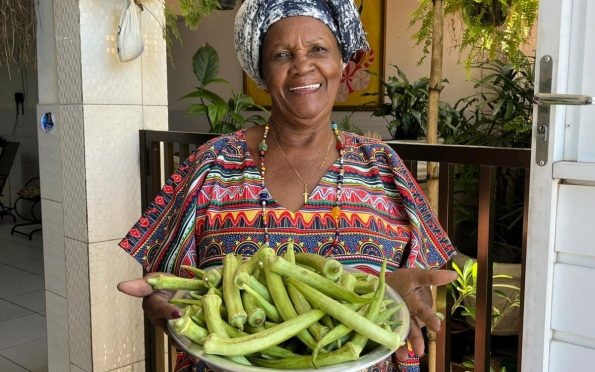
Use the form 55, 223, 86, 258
534, 93, 593, 106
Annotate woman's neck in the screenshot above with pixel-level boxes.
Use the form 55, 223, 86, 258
268, 114, 334, 148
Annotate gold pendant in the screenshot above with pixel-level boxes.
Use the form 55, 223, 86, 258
303, 184, 309, 204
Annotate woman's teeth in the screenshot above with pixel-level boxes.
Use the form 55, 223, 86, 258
289, 84, 322, 92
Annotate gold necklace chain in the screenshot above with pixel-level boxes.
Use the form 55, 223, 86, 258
272, 131, 334, 203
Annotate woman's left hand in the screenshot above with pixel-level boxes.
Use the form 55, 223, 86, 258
385, 268, 457, 361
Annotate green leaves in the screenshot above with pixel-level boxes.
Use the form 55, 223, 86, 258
182, 43, 270, 134
192, 43, 219, 85
366, 65, 455, 140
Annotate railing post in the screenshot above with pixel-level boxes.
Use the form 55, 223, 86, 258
517, 170, 530, 372
475, 166, 496, 372
436, 163, 454, 372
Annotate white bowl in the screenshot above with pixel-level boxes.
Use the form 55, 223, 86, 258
167, 265, 410, 372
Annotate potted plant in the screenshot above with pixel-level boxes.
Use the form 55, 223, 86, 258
181, 43, 269, 134
409, 0, 539, 72
364, 65, 460, 140
0, 0, 37, 78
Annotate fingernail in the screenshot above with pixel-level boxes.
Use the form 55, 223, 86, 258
420, 353, 425, 358
437, 326, 442, 334
170, 310, 182, 319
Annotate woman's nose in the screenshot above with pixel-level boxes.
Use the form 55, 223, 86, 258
291, 54, 315, 75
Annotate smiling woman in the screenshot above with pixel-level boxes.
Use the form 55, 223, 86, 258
117, 1, 457, 372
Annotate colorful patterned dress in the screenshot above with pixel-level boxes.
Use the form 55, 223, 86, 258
120, 130, 455, 372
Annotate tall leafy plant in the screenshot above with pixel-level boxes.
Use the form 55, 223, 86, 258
365, 65, 460, 140
181, 43, 268, 134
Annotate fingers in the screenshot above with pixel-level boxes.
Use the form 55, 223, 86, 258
412, 269, 458, 287
397, 318, 424, 362
143, 290, 182, 322
117, 272, 175, 298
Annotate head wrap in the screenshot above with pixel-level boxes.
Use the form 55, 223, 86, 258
235, 0, 369, 89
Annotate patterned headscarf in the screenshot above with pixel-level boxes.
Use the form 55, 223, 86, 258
235, 0, 369, 89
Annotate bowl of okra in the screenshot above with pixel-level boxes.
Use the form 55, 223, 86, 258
163, 248, 411, 372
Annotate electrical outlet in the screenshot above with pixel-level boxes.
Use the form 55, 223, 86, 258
14, 92, 24, 115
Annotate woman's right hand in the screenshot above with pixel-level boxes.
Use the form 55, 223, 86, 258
117, 273, 184, 334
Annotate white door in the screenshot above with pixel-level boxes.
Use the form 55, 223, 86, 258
523, 0, 595, 371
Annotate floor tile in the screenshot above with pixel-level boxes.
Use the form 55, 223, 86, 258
11, 258, 44, 276
0, 273, 45, 298
0, 265, 33, 282
0, 338, 48, 372
0, 244, 43, 265
0, 299, 33, 322
6, 290, 46, 312
0, 313, 46, 350
0, 356, 28, 372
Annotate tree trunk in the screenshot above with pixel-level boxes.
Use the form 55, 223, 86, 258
427, 1, 444, 372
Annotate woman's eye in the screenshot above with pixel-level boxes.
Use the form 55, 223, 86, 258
312, 46, 327, 52
275, 51, 290, 58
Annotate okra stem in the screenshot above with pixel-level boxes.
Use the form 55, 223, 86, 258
354, 278, 378, 295
286, 239, 296, 264
286, 282, 329, 341
240, 283, 282, 323
241, 290, 267, 327
181, 265, 206, 279
339, 273, 357, 291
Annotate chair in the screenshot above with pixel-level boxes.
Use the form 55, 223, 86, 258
11, 177, 42, 240
0, 141, 20, 222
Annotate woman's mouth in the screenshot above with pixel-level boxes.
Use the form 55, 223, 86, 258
288, 83, 323, 92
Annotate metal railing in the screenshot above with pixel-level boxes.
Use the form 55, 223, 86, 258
139, 130, 531, 372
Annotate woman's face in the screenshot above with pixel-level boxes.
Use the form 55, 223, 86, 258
261, 16, 343, 122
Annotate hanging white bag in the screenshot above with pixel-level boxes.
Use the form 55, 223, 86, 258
117, 0, 144, 62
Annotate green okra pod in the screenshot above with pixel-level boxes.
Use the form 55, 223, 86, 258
221, 322, 299, 359
173, 313, 208, 344
339, 273, 357, 291
266, 255, 373, 304
354, 277, 379, 295
222, 253, 247, 330
259, 248, 318, 350
287, 276, 403, 351
240, 283, 282, 323
201, 288, 251, 365
285, 239, 296, 264
249, 342, 359, 369
234, 252, 260, 289
350, 260, 388, 354
147, 275, 207, 291
286, 282, 329, 341
241, 290, 267, 327
295, 252, 343, 282
169, 298, 202, 306
204, 269, 222, 288
202, 309, 325, 356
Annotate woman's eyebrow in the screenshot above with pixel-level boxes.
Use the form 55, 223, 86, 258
268, 37, 326, 50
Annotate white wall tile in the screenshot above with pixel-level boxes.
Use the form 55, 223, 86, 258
54, 0, 83, 104
143, 105, 168, 131
79, 0, 143, 105
37, 0, 59, 105
46, 291, 70, 372
42, 199, 67, 297
141, 0, 168, 106
65, 238, 92, 372
555, 184, 595, 258
552, 263, 595, 339
71, 364, 88, 372
550, 340, 595, 371
38, 105, 63, 203
107, 360, 145, 372
89, 241, 144, 372
83, 105, 143, 243
61, 104, 88, 242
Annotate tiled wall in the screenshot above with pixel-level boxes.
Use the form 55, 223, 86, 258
37, 0, 168, 371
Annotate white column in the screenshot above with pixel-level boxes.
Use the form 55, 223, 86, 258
37, 1, 168, 371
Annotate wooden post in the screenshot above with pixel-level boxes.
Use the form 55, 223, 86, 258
426, 1, 444, 372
